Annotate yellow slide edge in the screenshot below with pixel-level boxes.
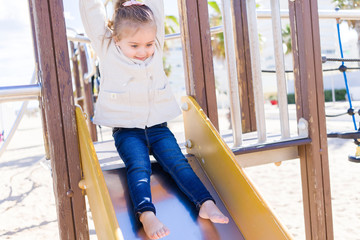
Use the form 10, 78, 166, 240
181, 96, 293, 240
75, 106, 124, 240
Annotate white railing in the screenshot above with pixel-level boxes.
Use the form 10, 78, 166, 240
0, 83, 41, 102
247, 0, 267, 143
257, 9, 360, 20
220, 5, 360, 146
221, 0, 243, 148
270, 0, 290, 139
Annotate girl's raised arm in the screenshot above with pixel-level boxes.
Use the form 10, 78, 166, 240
144, 0, 165, 49
79, 0, 108, 51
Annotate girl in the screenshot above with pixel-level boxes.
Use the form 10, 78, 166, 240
79, 0, 229, 239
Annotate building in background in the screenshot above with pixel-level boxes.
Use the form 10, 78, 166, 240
257, 0, 360, 100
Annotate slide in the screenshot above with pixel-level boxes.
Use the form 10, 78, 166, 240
75, 96, 293, 240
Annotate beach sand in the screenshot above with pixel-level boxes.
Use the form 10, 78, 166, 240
0, 103, 359, 239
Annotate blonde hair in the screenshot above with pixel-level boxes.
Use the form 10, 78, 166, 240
106, 0, 156, 43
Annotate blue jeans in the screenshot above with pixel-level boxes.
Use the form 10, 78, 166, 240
113, 123, 214, 218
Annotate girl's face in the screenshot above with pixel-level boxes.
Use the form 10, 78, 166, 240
115, 25, 157, 61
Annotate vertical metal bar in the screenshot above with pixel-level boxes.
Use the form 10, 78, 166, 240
246, 0, 266, 143
221, 0, 242, 147
270, 0, 290, 139
331, 76, 335, 103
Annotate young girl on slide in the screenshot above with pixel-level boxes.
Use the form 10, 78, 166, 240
79, 0, 229, 238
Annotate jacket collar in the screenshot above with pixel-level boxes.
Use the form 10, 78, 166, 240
114, 43, 157, 69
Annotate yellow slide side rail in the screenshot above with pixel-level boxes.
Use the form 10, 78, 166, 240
75, 106, 124, 240
181, 96, 293, 240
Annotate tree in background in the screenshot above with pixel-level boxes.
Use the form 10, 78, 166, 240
163, 15, 179, 76
208, 1, 225, 59
282, 24, 292, 55
208, 1, 264, 60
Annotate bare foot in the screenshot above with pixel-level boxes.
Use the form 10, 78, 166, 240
139, 211, 170, 239
199, 200, 229, 224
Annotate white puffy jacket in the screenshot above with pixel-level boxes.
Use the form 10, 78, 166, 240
79, 0, 181, 128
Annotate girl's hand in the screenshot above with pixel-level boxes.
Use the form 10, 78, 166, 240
122, 0, 145, 7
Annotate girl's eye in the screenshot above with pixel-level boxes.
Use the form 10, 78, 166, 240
131, 45, 138, 48
146, 43, 154, 47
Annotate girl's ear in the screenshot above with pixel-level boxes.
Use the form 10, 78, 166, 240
113, 36, 120, 45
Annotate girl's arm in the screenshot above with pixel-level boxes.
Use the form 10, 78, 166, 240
145, 0, 165, 49
79, 0, 108, 51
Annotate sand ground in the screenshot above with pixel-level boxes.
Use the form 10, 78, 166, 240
0, 102, 360, 240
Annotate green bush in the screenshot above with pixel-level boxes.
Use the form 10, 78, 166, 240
324, 89, 347, 102
287, 93, 295, 104
286, 89, 347, 104
335, 89, 347, 101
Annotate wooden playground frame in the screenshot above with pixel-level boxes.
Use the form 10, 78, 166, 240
28, 0, 333, 239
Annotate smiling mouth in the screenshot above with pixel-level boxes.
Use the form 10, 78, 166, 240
135, 56, 147, 61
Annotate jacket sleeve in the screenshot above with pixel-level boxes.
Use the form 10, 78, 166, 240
79, 0, 109, 52
145, 0, 165, 50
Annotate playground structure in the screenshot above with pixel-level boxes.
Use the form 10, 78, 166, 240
5, 0, 360, 239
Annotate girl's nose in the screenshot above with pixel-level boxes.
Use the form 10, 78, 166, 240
138, 48, 147, 56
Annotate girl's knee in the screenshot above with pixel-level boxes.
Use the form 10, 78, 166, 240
127, 164, 152, 176
170, 158, 193, 174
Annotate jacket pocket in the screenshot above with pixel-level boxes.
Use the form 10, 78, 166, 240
156, 84, 171, 101
100, 90, 131, 113
157, 83, 167, 90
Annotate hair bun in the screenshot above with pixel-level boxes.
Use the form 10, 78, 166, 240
107, 20, 114, 30
114, 0, 128, 9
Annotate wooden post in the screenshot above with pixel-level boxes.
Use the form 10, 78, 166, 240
79, 45, 97, 142
289, 0, 333, 239
231, 0, 257, 133
29, 0, 51, 160
178, 0, 219, 130
29, 0, 89, 239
